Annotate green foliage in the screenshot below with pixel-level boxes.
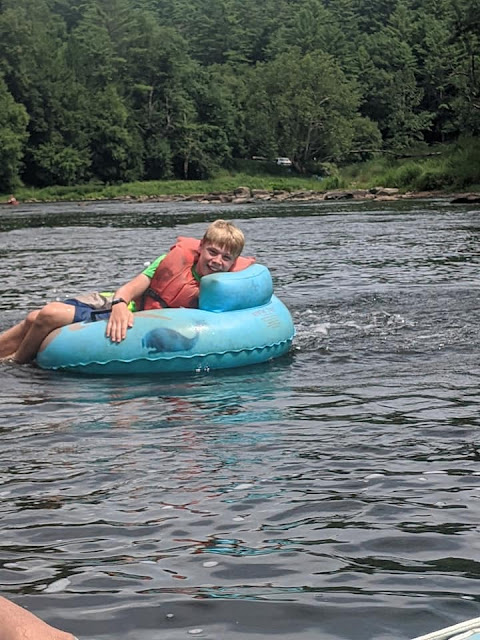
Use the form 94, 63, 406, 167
267, 0, 332, 57
143, 135, 173, 180
244, 49, 361, 168
31, 138, 91, 186
3, 141, 480, 202
447, 0, 480, 135
321, 175, 348, 190
445, 137, 480, 188
89, 85, 143, 183
228, 159, 295, 177
412, 166, 450, 191
339, 139, 479, 191
389, 162, 423, 186
69, 5, 118, 87
357, 14, 433, 148
0, 75, 29, 191
346, 117, 383, 161
4, 171, 340, 202
0, 0, 478, 190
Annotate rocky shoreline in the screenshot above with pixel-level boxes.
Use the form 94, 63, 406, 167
3, 187, 479, 206
122, 186, 480, 205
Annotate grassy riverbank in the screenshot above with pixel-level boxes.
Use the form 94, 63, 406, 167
2, 173, 329, 203
2, 138, 479, 203
342, 137, 480, 192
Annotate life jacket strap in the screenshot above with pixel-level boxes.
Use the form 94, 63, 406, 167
143, 287, 169, 309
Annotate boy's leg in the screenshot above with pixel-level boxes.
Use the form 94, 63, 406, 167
0, 310, 40, 359
14, 302, 76, 364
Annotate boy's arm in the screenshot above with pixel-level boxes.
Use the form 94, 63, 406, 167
106, 273, 151, 343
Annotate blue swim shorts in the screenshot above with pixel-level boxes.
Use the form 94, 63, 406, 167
63, 299, 112, 324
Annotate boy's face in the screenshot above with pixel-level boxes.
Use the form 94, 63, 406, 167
196, 241, 236, 277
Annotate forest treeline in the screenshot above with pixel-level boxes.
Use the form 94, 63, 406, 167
0, 0, 479, 192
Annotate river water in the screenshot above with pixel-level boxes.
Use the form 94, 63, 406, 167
1, 198, 479, 640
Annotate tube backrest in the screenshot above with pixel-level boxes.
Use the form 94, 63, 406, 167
199, 264, 273, 312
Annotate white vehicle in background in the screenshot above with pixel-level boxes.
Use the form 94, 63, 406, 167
276, 157, 292, 166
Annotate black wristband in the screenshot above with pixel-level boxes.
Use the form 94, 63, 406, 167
111, 297, 128, 307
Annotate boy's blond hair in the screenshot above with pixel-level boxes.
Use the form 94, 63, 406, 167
202, 219, 245, 258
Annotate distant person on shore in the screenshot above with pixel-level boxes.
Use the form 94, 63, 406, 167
7, 195, 19, 205
0, 219, 255, 364
0, 595, 76, 640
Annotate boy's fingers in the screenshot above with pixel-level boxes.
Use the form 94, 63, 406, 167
107, 312, 133, 342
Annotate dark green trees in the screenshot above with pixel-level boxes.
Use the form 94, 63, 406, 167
0, 75, 29, 191
0, 0, 477, 191
243, 50, 377, 169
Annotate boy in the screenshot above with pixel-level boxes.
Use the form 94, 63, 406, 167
0, 219, 254, 364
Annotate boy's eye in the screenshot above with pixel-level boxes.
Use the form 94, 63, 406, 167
206, 247, 233, 261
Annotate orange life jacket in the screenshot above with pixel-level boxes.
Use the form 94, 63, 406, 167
143, 237, 255, 309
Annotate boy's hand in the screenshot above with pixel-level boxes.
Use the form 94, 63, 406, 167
106, 303, 134, 342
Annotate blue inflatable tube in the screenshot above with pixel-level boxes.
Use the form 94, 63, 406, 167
36, 264, 295, 375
